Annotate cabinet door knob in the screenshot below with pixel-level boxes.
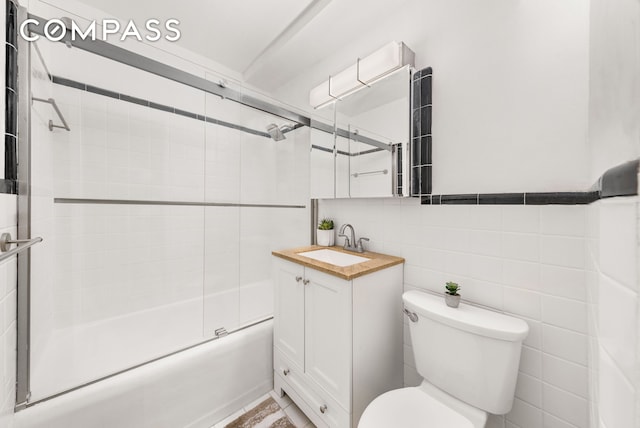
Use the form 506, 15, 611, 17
283, 368, 290, 376
295, 276, 303, 282
303, 279, 310, 285
320, 404, 327, 414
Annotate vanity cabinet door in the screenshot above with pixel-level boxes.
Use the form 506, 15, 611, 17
274, 260, 306, 370
304, 269, 352, 410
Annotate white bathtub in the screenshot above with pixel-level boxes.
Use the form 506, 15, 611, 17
15, 320, 274, 428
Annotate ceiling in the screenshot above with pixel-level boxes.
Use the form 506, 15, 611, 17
74, 0, 316, 73
44, 0, 413, 93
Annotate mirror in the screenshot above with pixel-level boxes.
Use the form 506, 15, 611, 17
310, 66, 411, 198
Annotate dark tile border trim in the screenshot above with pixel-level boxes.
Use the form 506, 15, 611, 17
0, 178, 16, 194
420, 159, 638, 206
2, 0, 18, 194
526, 192, 599, 205
479, 193, 524, 205
441, 194, 477, 204
411, 66, 433, 196
52, 75, 273, 139
422, 191, 599, 206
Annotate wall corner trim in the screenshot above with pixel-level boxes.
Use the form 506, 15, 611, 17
599, 159, 639, 199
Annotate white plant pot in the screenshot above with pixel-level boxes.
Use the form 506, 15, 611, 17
317, 229, 335, 246
445, 294, 460, 308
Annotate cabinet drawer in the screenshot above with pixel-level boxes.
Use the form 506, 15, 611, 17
275, 351, 351, 428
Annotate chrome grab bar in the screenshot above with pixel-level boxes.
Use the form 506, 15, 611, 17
351, 169, 388, 178
32, 97, 71, 131
0, 233, 43, 262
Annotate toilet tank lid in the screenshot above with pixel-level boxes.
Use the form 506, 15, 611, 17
403, 291, 529, 341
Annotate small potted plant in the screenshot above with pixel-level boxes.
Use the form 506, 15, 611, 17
317, 218, 335, 246
444, 281, 461, 308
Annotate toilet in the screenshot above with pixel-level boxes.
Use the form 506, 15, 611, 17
359, 290, 529, 428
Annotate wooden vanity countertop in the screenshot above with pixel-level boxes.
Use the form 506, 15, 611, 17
272, 245, 405, 280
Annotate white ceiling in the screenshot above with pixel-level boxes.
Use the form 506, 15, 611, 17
59, 0, 412, 93
75, 0, 314, 72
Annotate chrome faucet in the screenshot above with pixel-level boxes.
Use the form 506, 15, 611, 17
338, 224, 369, 253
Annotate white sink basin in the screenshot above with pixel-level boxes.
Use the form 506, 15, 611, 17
297, 249, 370, 267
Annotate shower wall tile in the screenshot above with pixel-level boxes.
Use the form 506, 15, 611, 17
239, 134, 278, 204
205, 123, 241, 203
203, 205, 308, 336
47, 40, 204, 114
237, 127, 309, 205
52, 86, 207, 202
203, 206, 240, 335
53, 203, 205, 327
319, 198, 590, 428
205, 92, 245, 130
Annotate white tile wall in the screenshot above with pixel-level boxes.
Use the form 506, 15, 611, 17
587, 197, 639, 428
0, 194, 18, 428
29, 38, 59, 376
319, 198, 590, 427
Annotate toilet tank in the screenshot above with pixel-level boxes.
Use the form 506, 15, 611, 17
403, 290, 529, 415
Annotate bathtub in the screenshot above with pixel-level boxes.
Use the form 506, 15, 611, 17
15, 319, 274, 428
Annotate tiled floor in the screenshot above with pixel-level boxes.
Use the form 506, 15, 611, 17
211, 390, 315, 428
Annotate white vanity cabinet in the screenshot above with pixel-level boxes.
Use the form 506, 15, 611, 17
272, 253, 403, 428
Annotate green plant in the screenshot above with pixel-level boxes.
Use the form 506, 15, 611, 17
318, 218, 334, 230
445, 281, 460, 296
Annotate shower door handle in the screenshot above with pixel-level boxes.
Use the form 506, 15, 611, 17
0, 233, 42, 251
0, 233, 43, 262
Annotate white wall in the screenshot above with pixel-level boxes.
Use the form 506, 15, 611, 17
275, 0, 591, 194
588, 0, 640, 182
587, 0, 640, 427
320, 199, 590, 428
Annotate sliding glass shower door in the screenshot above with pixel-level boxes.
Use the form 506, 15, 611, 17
22, 33, 309, 404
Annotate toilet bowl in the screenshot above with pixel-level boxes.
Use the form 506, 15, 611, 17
359, 380, 486, 428
359, 290, 528, 428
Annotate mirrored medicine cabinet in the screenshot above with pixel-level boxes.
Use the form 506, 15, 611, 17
309, 65, 412, 199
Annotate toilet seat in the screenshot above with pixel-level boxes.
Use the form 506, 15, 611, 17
358, 383, 487, 428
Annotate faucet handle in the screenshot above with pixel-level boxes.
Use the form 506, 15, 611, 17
338, 234, 350, 247
357, 237, 369, 252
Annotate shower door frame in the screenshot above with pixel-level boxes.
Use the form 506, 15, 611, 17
15, 3, 32, 411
